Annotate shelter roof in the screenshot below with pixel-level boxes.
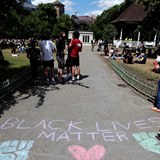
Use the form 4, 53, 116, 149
112, 1, 149, 23
52, 0, 65, 6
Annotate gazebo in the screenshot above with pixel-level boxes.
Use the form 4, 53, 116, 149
112, 0, 152, 47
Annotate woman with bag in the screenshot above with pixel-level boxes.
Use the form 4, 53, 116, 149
56, 31, 66, 83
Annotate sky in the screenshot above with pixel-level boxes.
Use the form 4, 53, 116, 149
31, 0, 125, 16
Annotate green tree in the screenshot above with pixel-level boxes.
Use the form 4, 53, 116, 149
22, 14, 38, 38
33, 3, 57, 38
137, 0, 160, 9
0, 1, 72, 39
103, 24, 118, 43
52, 14, 71, 37
137, 0, 160, 44
92, 5, 119, 40
0, 0, 29, 37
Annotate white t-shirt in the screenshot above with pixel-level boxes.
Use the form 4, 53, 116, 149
40, 40, 55, 61
156, 55, 160, 62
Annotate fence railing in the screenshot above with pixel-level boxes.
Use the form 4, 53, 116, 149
0, 68, 31, 100
111, 60, 157, 99
113, 40, 157, 48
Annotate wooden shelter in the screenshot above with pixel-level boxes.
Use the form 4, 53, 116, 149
112, 0, 149, 40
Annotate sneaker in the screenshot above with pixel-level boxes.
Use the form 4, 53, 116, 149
72, 77, 75, 81
51, 77, 55, 82
77, 75, 80, 80
69, 79, 75, 84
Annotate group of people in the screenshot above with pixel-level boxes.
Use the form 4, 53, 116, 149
26, 31, 82, 84
123, 42, 147, 64
106, 42, 147, 65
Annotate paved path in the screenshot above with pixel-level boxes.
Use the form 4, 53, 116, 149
0, 45, 160, 160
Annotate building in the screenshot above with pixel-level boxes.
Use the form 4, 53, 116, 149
112, 0, 149, 40
78, 16, 95, 25
111, 0, 156, 47
68, 31, 93, 45
52, 0, 65, 18
112, 0, 149, 24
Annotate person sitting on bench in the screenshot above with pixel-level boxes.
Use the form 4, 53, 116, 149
134, 53, 147, 64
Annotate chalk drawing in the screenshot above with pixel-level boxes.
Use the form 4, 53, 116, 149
133, 132, 160, 154
0, 140, 34, 160
68, 145, 105, 160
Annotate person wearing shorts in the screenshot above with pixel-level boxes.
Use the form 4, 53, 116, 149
56, 31, 66, 83
39, 35, 56, 82
69, 31, 82, 82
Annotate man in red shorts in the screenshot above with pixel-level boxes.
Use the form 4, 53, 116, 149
69, 31, 82, 83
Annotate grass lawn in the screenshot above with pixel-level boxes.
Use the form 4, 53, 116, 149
0, 49, 30, 82
116, 58, 160, 80
102, 46, 160, 84
109, 57, 160, 86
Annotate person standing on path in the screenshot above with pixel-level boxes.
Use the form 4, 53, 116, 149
152, 80, 160, 112
39, 34, 56, 83
69, 31, 82, 82
56, 31, 66, 83
26, 38, 41, 83
103, 39, 109, 58
65, 39, 72, 81
91, 39, 95, 52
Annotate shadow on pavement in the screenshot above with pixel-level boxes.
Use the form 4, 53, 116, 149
0, 74, 90, 117
0, 78, 60, 116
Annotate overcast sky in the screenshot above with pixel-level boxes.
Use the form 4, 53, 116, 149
31, 0, 124, 16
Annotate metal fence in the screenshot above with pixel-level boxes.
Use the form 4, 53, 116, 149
0, 68, 31, 100
111, 60, 157, 99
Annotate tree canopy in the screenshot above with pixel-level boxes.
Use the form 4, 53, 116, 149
137, 0, 160, 43
137, 0, 160, 10
0, 0, 72, 39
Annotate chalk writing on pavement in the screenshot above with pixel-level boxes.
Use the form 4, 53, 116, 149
68, 145, 106, 160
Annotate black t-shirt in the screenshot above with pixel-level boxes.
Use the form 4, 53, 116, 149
26, 48, 40, 62
56, 38, 65, 58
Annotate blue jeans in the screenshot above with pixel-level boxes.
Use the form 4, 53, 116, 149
157, 80, 160, 109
